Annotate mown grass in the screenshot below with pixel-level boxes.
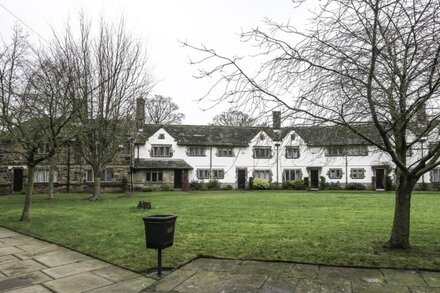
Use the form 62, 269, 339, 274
1, 190, 440, 272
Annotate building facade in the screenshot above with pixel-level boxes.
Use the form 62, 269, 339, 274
0, 113, 437, 194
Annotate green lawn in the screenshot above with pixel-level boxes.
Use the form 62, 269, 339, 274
1, 190, 440, 272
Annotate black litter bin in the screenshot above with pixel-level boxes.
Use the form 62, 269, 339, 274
142, 214, 177, 275
143, 215, 177, 249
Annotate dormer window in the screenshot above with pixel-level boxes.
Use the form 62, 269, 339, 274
151, 145, 172, 157
37, 143, 50, 155
259, 133, 265, 140
187, 147, 206, 156
158, 133, 165, 139
291, 134, 296, 141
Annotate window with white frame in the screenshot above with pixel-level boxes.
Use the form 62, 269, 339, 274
327, 168, 343, 179
217, 148, 234, 157
285, 146, 300, 159
431, 169, 440, 183
253, 170, 271, 181
196, 169, 224, 179
187, 147, 206, 156
283, 169, 302, 181
85, 168, 113, 182
34, 170, 58, 183
151, 145, 172, 157
253, 147, 272, 159
350, 168, 365, 179
146, 170, 163, 182
101, 168, 113, 182
37, 143, 50, 155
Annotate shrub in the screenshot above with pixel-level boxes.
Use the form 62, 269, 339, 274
319, 176, 327, 190
327, 181, 342, 190
142, 187, 153, 192
222, 184, 233, 190
253, 178, 269, 190
293, 179, 307, 190
282, 180, 294, 190
270, 183, 282, 190
346, 183, 366, 190
160, 184, 171, 191
207, 179, 221, 190
189, 180, 205, 190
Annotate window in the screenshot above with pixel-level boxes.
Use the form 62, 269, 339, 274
253, 147, 272, 159
406, 147, 412, 157
101, 168, 113, 182
85, 168, 113, 182
187, 147, 206, 156
432, 169, 440, 182
285, 146, 300, 159
253, 170, 271, 181
326, 146, 345, 156
34, 170, 58, 183
196, 169, 224, 179
347, 146, 368, 156
151, 145, 172, 157
158, 133, 165, 139
290, 134, 296, 141
327, 168, 343, 179
283, 169, 302, 181
146, 170, 163, 182
350, 168, 365, 179
217, 148, 234, 157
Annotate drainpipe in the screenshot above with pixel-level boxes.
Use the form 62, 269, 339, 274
67, 142, 71, 193
275, 143, 280, 184
345, 145, 348, 187
209, 147, 213, 179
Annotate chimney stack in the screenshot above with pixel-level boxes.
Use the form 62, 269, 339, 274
273, 111, 281, 129
136, 98, 145, 129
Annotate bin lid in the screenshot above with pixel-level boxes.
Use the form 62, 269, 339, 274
143, 215, 177, 223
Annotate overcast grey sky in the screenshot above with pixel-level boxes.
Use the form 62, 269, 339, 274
0, 0, 310, 124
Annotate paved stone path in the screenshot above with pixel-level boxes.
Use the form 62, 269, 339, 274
2, 227, 440, 292
0, 227, 155, 292
146, 258, 440, 292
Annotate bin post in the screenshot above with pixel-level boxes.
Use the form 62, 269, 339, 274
158, 248, 162, 276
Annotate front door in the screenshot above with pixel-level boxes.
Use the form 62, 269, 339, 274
13, 168, 24, 192
237, 169, 246, 189
310, 169, 319, 190
174, 169, 182, 189
376, 169, 385, 190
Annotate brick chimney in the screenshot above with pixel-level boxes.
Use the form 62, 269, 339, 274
273, 111, 281, 130
136, 98, 145, 129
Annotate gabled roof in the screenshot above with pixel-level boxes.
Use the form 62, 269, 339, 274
136, 124, 379, 147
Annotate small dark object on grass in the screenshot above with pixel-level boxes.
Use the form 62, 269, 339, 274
138, 201, 152, 209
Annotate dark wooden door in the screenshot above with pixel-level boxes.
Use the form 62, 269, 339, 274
237, 169, 246, 189
13, 168, 23, 192
174, 169, 182, 189
376, 169, 385, 190
310, 169, 319, 189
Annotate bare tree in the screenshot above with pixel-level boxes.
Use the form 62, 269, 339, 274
186, 0, 440, 249
145, 95, 184, 124
0, 26, 79, 220
212, 108, 258, 126
70, 16, 153, 200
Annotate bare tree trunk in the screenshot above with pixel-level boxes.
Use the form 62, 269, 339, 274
48, 161, 55, 199
90, 173, 101, 201
389, 174, 416, 249
20, 165, 35, 221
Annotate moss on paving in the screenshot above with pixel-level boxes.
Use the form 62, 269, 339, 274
0, 190, 439, 272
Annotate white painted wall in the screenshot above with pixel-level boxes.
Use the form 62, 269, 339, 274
136, 128, 437, 188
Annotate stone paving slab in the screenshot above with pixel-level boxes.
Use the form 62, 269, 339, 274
42, 259, 110, 279
0, 271, 52, 292
4, 284, 52, 293
88, 276, 155, 293
382, 268, 428, 287
0, 227, 155, 293
43, 272, 113, 293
